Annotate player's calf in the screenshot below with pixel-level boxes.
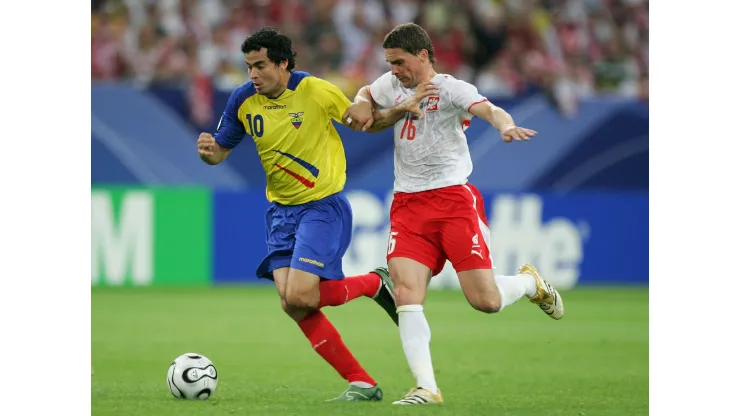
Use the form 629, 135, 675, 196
458, 269, 503, 314
468, 296, 502, 314
318, 271, 382, 308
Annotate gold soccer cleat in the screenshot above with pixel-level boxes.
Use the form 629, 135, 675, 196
392, 387, 443, 405
520, 263, 564, 320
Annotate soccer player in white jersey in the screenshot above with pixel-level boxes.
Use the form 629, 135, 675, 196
342, 23, 565, 405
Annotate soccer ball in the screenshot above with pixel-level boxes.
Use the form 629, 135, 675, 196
166, 353, 219, 400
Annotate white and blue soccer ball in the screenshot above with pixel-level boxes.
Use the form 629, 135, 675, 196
166, 353, 218, 400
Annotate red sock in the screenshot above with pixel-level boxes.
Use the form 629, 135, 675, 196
297, 311, 376, 385
318, 273, 381, 309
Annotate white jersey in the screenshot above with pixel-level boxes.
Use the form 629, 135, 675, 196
369, 71, 488, 193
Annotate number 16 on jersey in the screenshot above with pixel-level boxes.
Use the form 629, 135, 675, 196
400, 114, 416, 141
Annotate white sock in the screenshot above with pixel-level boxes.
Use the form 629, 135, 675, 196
494, 274, 538, 310
350, 381, 374, 389
397, 305, 438, 393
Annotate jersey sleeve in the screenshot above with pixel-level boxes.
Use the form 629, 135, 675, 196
310, 77, 352, 123
368, 71, 396, 108
214, 87, 247, 149
449, 79, 488, 113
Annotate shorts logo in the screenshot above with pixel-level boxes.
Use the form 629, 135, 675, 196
299, 257, 324, 268
426, 96, 440, 112
471, 234, 483, 258
289, 112, 304, 129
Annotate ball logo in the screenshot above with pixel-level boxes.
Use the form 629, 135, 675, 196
167, 353, 219, 400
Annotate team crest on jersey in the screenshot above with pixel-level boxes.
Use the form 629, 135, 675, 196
289, 112, 304, 129
426, 96, 440, 112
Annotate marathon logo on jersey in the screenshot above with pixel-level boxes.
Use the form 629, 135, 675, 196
289, 112, 304, 129
264, 104, 287, 110
426, 96, 440, 112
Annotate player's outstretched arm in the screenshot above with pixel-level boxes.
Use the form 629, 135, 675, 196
363, 81, 440, 133
468, 101, 537, 143
197, 133, 231, 165
342, 86, 378, 132
366, 105, 411, 133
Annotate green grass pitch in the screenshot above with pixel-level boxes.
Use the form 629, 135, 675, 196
92, 285, 648, 415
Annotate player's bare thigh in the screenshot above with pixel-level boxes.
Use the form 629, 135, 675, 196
273, 267, 321, 322
457, 269, 502, 313
388, 257, 432, 306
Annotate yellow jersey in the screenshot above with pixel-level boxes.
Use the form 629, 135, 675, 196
214, 71, 351, 205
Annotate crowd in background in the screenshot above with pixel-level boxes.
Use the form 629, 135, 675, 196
92, 0, 648, 119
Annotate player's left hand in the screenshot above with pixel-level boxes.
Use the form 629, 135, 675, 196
343, 101, 375, 132
501, 126, 537, 142
400, 81, 439, 119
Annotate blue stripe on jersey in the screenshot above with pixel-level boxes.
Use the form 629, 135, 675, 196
272, 150, 320, 177
287, 71, 311, 91
214, 82, 256, 149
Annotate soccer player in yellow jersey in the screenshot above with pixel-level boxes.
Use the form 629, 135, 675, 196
197, 28, 396, 401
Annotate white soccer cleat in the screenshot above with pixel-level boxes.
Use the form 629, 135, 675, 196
392, 387, 443, 405
520, 263, 564, 320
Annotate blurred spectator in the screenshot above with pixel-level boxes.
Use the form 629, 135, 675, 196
125, 22, 163, 86
475, 59, 517, 97
464, 1, 507, 79
92, 5, 131, 80
333, 0, 386, 68
92, 0, 649, 106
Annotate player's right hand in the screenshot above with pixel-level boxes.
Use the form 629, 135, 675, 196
197, 133, 216, 157
401, 81, 440, 119
343, 101, 374, 132
501, 126, 537, 142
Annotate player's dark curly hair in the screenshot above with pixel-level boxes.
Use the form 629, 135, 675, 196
382, 23, 436, 64
241, 27, 297, 71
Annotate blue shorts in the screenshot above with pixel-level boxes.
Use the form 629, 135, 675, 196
256, 192, 353, 281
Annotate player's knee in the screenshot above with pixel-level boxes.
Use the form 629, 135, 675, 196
394, 283, 424, 306
280, 297, 310, 322
284, 287, 319, 310
472, 297, 502, 314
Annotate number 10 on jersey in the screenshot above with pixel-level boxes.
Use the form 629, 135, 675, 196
245, 114, 264, 137
400, 114, 416, 140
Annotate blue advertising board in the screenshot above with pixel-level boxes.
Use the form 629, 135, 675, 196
211, 189, 648, 288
